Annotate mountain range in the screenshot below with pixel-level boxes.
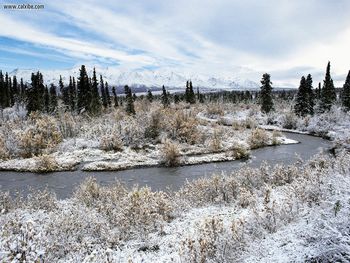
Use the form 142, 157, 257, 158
8, 66, 261, 91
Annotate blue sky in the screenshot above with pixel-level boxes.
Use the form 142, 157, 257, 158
1, 0, 350, 86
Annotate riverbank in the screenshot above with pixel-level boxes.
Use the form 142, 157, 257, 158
0, 129, 297, 173
1, 150, 349, 262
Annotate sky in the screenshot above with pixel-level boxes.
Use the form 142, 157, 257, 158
0, 0, 350, 87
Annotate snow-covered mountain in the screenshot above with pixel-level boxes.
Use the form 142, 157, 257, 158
8, 66, 260, 90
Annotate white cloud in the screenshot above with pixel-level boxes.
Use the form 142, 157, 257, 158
1, 0, 350, 86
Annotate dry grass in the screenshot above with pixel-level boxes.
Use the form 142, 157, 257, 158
34, 154, 59, 173
161, 139, 180, 167
248, 128, 270, 149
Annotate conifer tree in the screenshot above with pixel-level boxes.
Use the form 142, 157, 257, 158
147, 89, 153, 102
89, 68, 101, 114
259, 73, 274, 113
174, 94, 180, 104
294, 76, 309, 116
27, 72, 45, 114
105, 81, 111, 107
320, 62, 336, 112
4, 73, 10, 108
100, 75, 107, 108
186, 81, 196, 104
342, 70, 350, 111
161, 85, 170, 107
68, 76, 76, 111
49, 84, 58, 113
12, 76, 19, 104
112, 86, 118, 107
305, 74, 315, 115
124, 85, 135, 114
19, 78, 25, 103
60, 75, 70, 109
133, 93, 137, 102
44, 85, 50, 113
77, 65, 90, 113
0, 71, 5, 109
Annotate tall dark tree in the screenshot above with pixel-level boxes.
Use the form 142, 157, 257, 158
0, 71, 6, 109
147, 89, 153, 102
4, 73, 10, 108
294, 76, 309, 117
174, 94, 180, 104
19, 78, 26, 103
77, 65, 90, 113
49, 84, 58, 113
124, 85, 135, 115
105, 81, 111, 107
320, 62, 336, 112
27, 72, 45, 114
12, 76, 18, 105
112, 86, 118, 107
161, 85, 170, 108
68, 76, 76, 111
44, 85, 50, 113
89, 68, 101, 114
259, 73, 274, 113
100, 75, 107, 108
60, 75, 69, 109
305, 74, 315, 115
185, 80, 196, 104
342, 70, 350, 111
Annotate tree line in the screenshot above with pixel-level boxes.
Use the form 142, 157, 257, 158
259, 61, 350, 115
1, 63, 350, 116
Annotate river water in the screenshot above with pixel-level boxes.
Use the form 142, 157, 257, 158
0, 133, 332, 199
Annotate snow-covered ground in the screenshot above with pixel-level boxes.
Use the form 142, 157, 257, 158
0, 103, 298, 172
1, 151, 349, 262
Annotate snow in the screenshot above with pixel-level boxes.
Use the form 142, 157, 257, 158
1, 151, 349, 262
9, 66, 260, 91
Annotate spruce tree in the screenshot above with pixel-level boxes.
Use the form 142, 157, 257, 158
49, 84, 58, 113
11, 76, 18, 105
77, 65, 91, 113
124, 85, 135, 114
68, 76, 76, 111
342, 70, 350, 111
174, 94, 180, 104
105, 81, 111, 107
112, 86, 118, 107
294, 76, 309, 116
60, 75, 70, 109
185, 80, 190, 103
161, 85, 170, 107
27, 72, 45, 114
0, 71, 5, 109
100, 75, 107, 108
147, 89, 153, 102
259, 73, 274, 113
44, 85, 50, 113
89, 68, 101, 114
4, 73, 10, 108
185, 80, 195, 104
320, 62, 336, 112
305, 74, 315, 115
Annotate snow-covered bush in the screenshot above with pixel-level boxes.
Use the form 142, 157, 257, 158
248, 128, 270, 149
34, 154, 59, 173
161, 139, 180, 167
18, 114, 62, 157
0, 135, 9, 160
208, 128, 222, 152
228, 143, 250, 159
100, 133, 123, 152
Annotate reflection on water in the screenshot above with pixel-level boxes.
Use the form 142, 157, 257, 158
0, 133, 332, 199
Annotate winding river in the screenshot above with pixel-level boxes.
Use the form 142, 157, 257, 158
0, 133, 332, 199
